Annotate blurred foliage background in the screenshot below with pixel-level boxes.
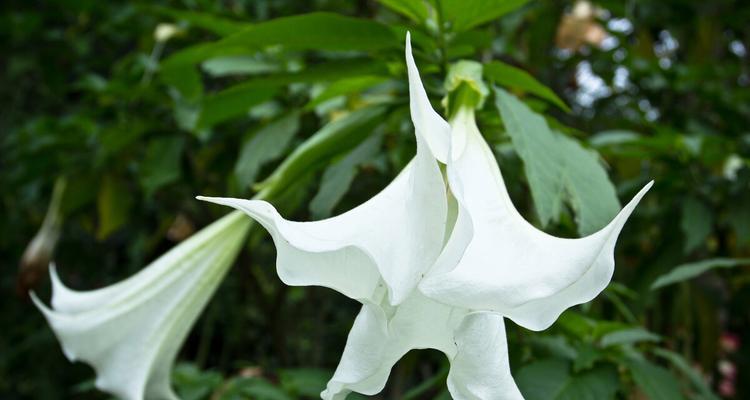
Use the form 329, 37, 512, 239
2, 0, 749, 399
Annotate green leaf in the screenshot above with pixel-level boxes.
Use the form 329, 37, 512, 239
495, 87, 564, 226
234, 112, 300, 190
162, 13, 397, 69
680, 197, 713, 253
484, 61, 569, 112
495, 88, 620, 234
516, 359, 619, 400
139, 136, 185, 196
438, 0, 529, 31
556, 134, 621, 235
600, 328, 661, 347
310, 131, 383, 218
377, 0, 430, 23
279, 368, 332, 397
197, 59, 386, 129
650, 258, 750, 290
97, 176, 133, 240
653, 348, 721, 400
259, 105, 388, 198
558, 365, 619, 400
516, 359, 570, 400
305, 75, 389, 110
589, 130, 641, 147
197, 87, 277, 130
202, 56, 280, 77
172, 363, 223, 400
219, 377, 292, 400
625, 358, 684, 400
161, 65, 203, 102
149, 6, 249, 36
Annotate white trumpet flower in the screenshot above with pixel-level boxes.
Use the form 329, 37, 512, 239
200, 34, 653, 400
32, 211, 250, 400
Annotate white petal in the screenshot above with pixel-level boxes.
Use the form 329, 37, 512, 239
199, 34, 448, 306
421, 108, 652, 331
447, 313, 523, 400
405, 32, 451, 163
32, 211, 249, 400
321, 293, 461, 399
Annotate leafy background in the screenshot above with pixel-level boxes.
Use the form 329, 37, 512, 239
2, 0, 749, 399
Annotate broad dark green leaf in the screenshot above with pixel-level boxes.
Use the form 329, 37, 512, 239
234, 112, 300, 190
377, 0, 430, 23
149, 6, 249, 36
495, 87, 564, 226
438, 0, 529, 31
259, 105, 388, 197
495, 88, 620, 234
556, 133, 621, 235
516, 359, 570, 400
680, 197, 713, 253
516, 359, 619, 400
138, 136, 185, 196
198, 59, 386, 129
558, 365, 619, 400
625, 358, 684, 400
485, 61, 569, 112
162, 13, 398, 69
172, 363, 223, 400
310, 132, 383, 218
651, 258, 750, 290
600, 327, 661, 347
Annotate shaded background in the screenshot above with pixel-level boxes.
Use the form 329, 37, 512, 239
2, 0, 749, 398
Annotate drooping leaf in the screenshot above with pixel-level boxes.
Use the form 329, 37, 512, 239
162, 13, 398, 69
309, 131, 383, 218
556, 133, 621, 235
139, 136, 185, 196
651, 258, 750, 290
600, 327, 661, 347
495, 87, 564, 226
680, 197, 713, 253
484, 61, 569, 112
438, 0, 529, 31
234, 112, 301, 190
624, 358, 684, 400
495, 88, 620, 234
